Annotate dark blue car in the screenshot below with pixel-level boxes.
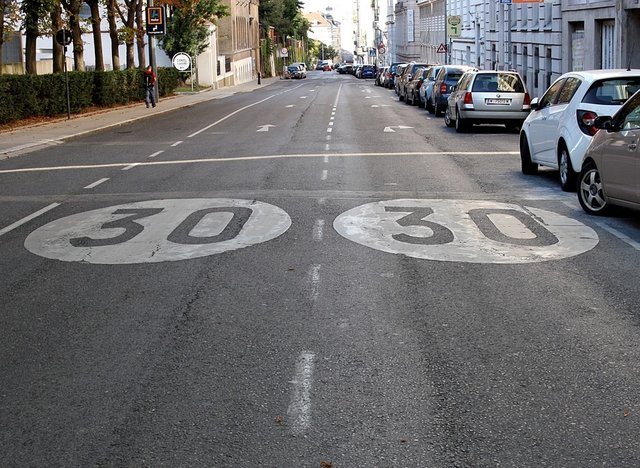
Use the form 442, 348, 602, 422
361, 65, 376, 79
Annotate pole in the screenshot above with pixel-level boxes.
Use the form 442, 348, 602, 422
148, 0, 158, 102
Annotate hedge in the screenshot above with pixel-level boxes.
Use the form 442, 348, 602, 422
0, 67, 180, 125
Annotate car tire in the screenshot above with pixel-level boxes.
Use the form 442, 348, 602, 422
520, 133, 538, 175
455, 108, 469, 133
558, 145, 577, 192
577, 161, 609, 215
426, 98, 434, 114
434, 101, 443, 117
444, 106, 455, 128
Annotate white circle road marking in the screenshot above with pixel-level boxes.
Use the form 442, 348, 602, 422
333, 199, 598, 264
25, 199, 291, 264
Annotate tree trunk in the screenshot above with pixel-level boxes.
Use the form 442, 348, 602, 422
62, 0, 85, 71
87, 0, 105, 71
24, 31, 38, 74
107, 0, 120, 70
135, 0, 146, 68
0, 0, 5, 74
51, 4, 64, 73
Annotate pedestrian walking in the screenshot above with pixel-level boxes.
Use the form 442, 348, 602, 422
143, 65, 156, 108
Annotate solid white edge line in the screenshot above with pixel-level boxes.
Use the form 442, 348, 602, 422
84, 178, 109, 189
0, 203, 61, 237
596, 222, 640, 250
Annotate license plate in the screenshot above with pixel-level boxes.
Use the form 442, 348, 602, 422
486, 98, 511, 105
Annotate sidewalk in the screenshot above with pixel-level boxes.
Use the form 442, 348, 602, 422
0, 77, 276, 159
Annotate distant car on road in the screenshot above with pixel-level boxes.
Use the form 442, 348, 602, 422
360, 65, 376, 79
577, 89, 640, 215
519, 69, 640, 191
287, 65, 306, 79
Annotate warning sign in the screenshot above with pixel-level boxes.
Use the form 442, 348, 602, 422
437, 43, 447, 53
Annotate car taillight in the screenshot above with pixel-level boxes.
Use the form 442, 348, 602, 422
440, 83, 448, 94
577, 110, 599, 136
463, 92, 473, 105
523, 93, 531, 109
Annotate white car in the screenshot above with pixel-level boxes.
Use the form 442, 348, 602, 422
519, 69, 640, 191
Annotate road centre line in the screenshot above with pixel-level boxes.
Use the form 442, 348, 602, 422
171, 141, 183, 147
287, 351, 316, 436
313, 219, 325, 241
148, 150, 164, 158
0, 152, 520, 174
321, 169, 328, 180
597, 222, 640, 250
84, 178, 109, 189
0, 203, 60, 238
187, 87, 302, 138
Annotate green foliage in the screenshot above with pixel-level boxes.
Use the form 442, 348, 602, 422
0, 68, 180, 124
260, 0, 309, 39
161, 0, 229, 59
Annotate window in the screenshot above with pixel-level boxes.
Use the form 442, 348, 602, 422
583, 78, 640, 105
544, 2, 553, 29
537, 78, 565, 108
557, 77, 581, 104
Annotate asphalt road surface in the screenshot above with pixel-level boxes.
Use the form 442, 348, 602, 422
2, 71, 640, 467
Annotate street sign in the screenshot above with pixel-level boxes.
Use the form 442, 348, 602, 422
437, 43, 447, 53
55, 29, 72, 46
281, 47, 289, 57
378, 47, 386, 55
146, 6, 165, 35
172, 52, 191, 71
447, 16, 462, 38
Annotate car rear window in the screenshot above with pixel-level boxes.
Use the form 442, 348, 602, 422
582, 77, 640, 105
472, 73, 524, 93
445, 72, 464, 82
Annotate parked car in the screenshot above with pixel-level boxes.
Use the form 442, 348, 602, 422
393, 64, 409, 93
354, 64, 363, 78
444, 70, 531, 133
577, 89, 640, 215
290, 62, 307, 72
430, 65, 475, 116
375, 66, 388, 86
519, 69, 640, 191
397, 62, 431, 102
404, 67, 430, 105
337, 64, 353, 74
386, 62, 405, 89
420, 65, 443, 110
360, 64, 376, 79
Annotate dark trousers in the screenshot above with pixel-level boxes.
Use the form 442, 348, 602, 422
144, 86, 156, 107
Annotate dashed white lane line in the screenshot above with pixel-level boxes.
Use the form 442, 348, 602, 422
308, 264, 322, 301
287, 351, 316, 436
321, 169, 328, 181
326, 128, 332, 133
324, 155, 329, 163
313, 219, 325, 242
171, 141, 183, 147
597, 222, 640, 250
0, 203, 61, 238
122, 163, 140, 171
148, 150, 164, 158
84, 178, 109, 189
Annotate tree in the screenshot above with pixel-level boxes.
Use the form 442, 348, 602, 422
21, 0, 51, 74
85, 0, 105, 71
1, 0, 21, 73
161, 0, 229, 60
106, 0, 120, 70
60, 0, 85, 71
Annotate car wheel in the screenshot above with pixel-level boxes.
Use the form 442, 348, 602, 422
444, 106, 455, 127
434, 101, 443, 117
455, 108, 469, 133
520, 133, 538, 175
558, 145, 577, 192
578, 161, 609, 215
426, 98, 434, 114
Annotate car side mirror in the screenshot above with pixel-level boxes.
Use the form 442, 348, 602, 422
594, 115, 613, 131
529, 97, 540, 110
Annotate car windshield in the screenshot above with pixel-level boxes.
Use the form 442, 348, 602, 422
582, 77, 640, 105
472, 73, 524, 93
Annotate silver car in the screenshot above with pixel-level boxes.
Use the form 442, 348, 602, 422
577, 89, 640, 215
444, 70, 531, 133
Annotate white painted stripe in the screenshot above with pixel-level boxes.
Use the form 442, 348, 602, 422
0, 203, 61, 238
324, 155, 329, 162
333, 85, 342, 108
0, 152, 521, 174
84, 178, 109, 189
287, 351, 316, 435
121, 163, 139, 171
171, 141, 183, 147
326, 128, 332, 133
321, 169, 328, 180
329, 122, 334, 126
597, 222, 640, 250
313, 219, 325, 242
318, 198, 326, 205
309, 264, 321, 301
148, 150, 164, 158
324, 144, 330, 152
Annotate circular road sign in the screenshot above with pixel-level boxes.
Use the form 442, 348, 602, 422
172, 52, 191, 71
55, 29, 73, 46
25, 199, 292, 264
333, 199, 598, 264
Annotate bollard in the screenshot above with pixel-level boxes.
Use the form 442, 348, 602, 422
258, 72, 261, 85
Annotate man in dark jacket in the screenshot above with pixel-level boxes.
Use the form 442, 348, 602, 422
143, 65, 156, 108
